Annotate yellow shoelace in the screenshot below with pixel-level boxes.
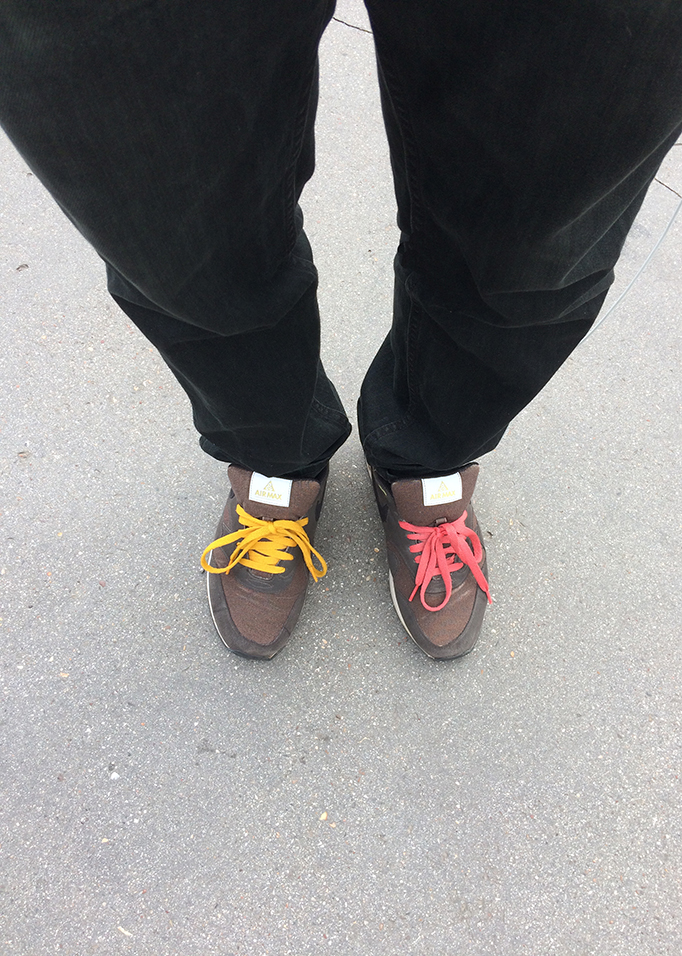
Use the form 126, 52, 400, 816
201, 504, 327, 581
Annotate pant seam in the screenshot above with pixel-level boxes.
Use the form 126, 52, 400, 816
283, 2, 336, 252
363, 271, 422, 457
372, 36, 425, 238
311, 395, 350, 425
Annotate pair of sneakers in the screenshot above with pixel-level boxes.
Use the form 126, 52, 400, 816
201, 463, 491, 660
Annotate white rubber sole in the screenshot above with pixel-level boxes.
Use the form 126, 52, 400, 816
204, 550, 224, 644
388, 570, 438, 659
204, 549, 286, 660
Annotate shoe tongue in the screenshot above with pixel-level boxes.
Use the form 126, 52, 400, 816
228, 466, 320, 521
392, 464, 479, 526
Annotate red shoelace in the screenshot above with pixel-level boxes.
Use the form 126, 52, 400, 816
400, 511, 492, 612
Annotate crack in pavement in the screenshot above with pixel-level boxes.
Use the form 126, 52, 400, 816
655, 178, 682, 199
332, 16, 372, 34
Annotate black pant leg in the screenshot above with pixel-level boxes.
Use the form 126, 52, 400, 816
0, 0, 351, 476
360, 0, 682, 477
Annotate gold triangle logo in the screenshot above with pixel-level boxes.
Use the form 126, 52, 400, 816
428, 480, 456, 501
255, 479, 282, 500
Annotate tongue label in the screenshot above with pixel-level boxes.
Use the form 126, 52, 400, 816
248, 472, 292, 508
421, 473, 463, 507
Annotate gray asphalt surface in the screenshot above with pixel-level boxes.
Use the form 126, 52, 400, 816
2, 4, 681, 954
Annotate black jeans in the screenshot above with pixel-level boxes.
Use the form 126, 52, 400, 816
2, 1, 682, 478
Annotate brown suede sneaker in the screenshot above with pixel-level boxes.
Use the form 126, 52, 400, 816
369, 464, 491, 659
201, 465, 328, 659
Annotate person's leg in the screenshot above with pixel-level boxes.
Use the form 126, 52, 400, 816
360, 0, 682, 477
0, 0, 350, 658
360, 0, 682, 656
0, 0, 350, 479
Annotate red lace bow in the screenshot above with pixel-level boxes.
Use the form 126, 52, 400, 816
400, 511, 492, 612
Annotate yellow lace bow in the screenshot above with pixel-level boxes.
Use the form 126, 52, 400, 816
201, 504, 327, 581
